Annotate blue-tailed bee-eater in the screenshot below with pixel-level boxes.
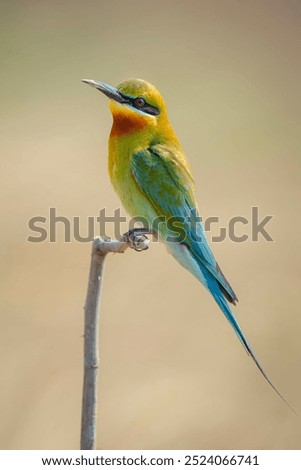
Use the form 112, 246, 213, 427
82, 77, 293, 411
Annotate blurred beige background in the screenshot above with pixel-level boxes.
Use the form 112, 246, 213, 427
1, 0, 300, 450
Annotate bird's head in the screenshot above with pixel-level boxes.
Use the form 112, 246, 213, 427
82, 78, 170, 137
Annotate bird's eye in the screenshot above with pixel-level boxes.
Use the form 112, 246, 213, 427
134, 97, 145, 108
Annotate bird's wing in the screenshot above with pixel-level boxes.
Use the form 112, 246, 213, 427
131, 144, 237, 303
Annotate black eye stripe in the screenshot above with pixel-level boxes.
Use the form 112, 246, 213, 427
119, 92, 160, 116
140, 103, 160, 116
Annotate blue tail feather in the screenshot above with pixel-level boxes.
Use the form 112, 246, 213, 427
209, 281, 295, 413
168, 240, 295, 412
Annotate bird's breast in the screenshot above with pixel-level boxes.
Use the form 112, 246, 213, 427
108, 138, 157, 222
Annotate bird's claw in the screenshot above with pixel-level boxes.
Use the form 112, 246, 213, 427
123, 228, 152, 252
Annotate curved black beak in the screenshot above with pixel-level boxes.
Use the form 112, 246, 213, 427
81, 79, 128, 104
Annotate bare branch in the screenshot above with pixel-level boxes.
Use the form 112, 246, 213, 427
80, 233, 150, 450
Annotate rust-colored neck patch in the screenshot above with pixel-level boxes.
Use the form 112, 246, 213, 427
110, 110, 149, 137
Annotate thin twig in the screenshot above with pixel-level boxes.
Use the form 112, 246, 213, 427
80, 233, 150, 450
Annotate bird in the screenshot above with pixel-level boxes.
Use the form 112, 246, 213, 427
82, 77, 294, 412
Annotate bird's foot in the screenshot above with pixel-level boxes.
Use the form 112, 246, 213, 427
122, 228, 156, 252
